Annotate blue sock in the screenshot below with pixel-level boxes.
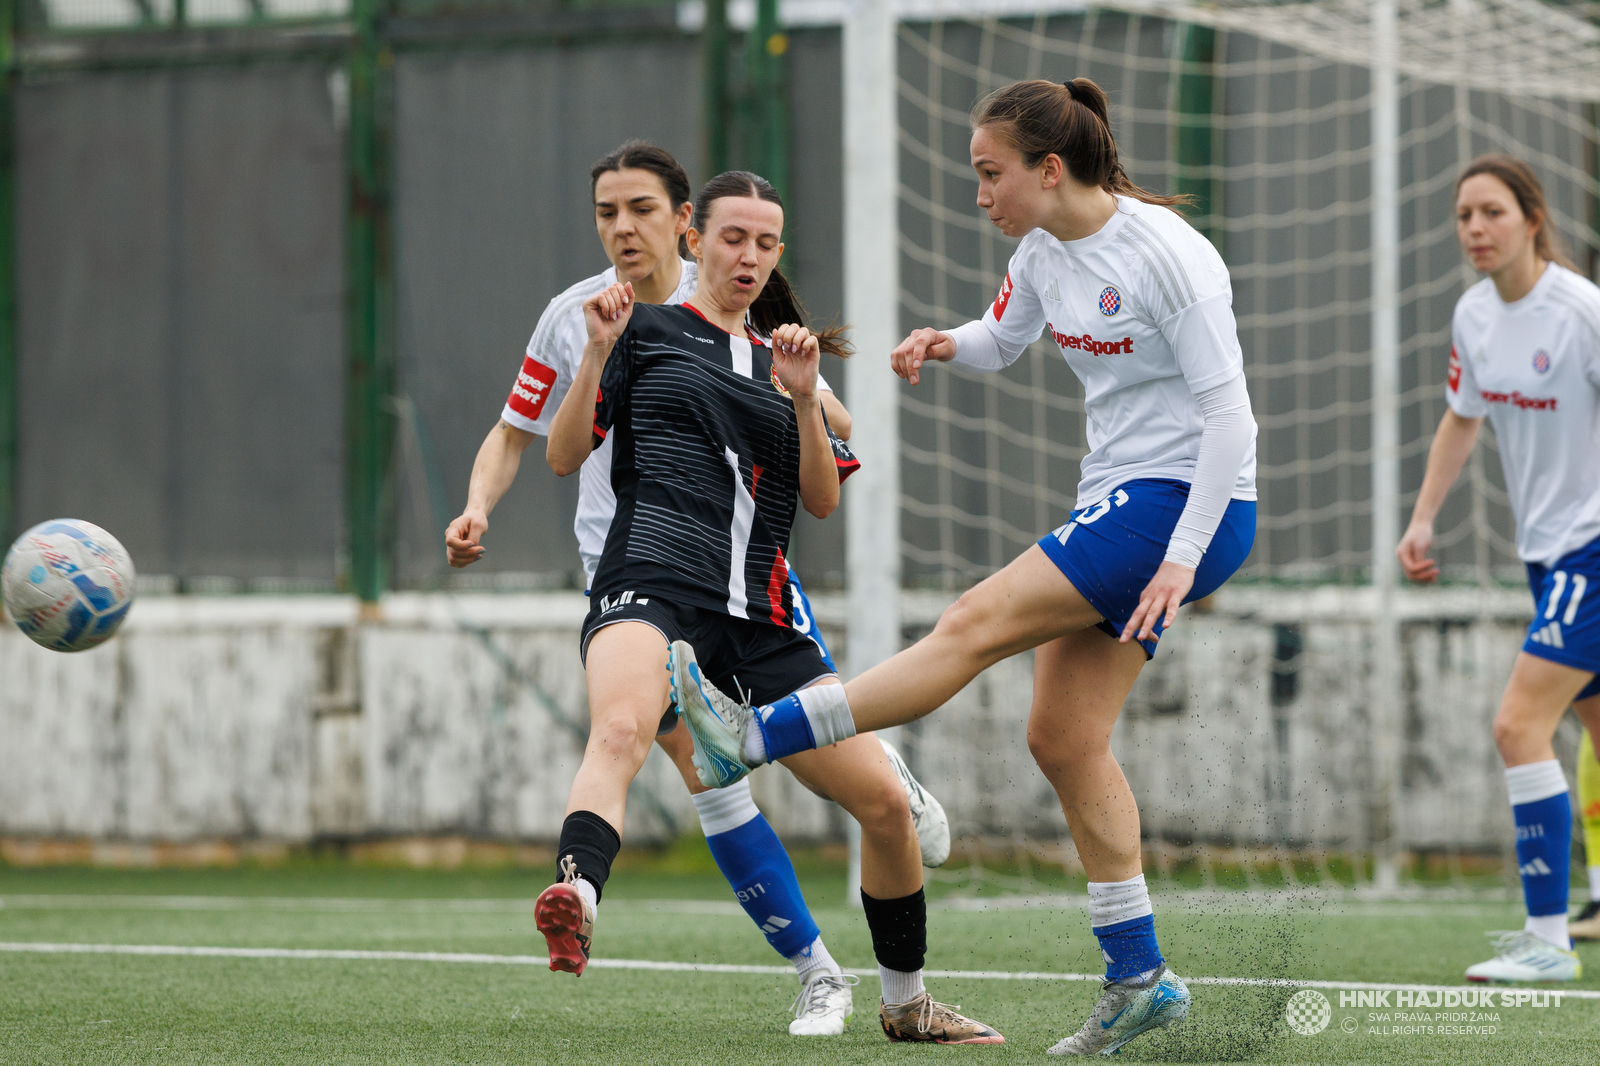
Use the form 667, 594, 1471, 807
694, 783, 820, 958
754, 693, 817, 762
1514, 791, 1572, 919
1094, 915, 1164, 982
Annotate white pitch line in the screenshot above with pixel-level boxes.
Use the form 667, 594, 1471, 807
0, 894, 744, 916
3, 942, 1598, 999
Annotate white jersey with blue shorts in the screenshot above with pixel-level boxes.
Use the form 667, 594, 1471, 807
1446, 263, 1600, 695
500, 259, 837, 670
946, 196, 1258, 655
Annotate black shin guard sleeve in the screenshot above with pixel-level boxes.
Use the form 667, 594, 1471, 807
557, 811, 622, 902
859, 887, 927, 973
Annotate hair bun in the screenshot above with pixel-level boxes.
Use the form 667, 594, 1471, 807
1063, 79, 1083, 102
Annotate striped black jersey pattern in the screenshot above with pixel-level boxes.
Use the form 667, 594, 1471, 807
589, 303, 859, 627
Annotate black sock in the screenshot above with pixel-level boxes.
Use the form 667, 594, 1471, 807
859, 887, 927, 972
557, 811, 621, 902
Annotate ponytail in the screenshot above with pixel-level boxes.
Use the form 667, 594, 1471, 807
972, 77, 1189, 210
693, 170, 853, 358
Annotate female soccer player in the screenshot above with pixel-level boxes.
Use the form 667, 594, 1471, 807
1396, 154, 1600, 981
676, 78, 1257, 1056
529, 169, 1000, 1044
443, 142, 948, 1036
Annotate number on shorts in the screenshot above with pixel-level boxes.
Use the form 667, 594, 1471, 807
1546, 571, 1588, 625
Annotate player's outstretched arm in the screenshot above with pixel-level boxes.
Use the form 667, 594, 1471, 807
1397, 409, 1482, 584
890, 327, 957, 386
548, 281, 633, 476
773, 323, 839, 519
446, 420, 535, 568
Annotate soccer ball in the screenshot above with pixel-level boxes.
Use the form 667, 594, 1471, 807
2, 519, 136, 652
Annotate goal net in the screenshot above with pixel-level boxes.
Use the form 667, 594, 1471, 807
897, 0, 1600, 588
887, 0, 1600, 898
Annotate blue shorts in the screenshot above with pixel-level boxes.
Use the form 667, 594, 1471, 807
786, 569, 837, 673
1524, 534, 1600, 700
1037, 478, 1256, 658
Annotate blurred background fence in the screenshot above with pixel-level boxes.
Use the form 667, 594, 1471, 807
4, 1, 1599, 884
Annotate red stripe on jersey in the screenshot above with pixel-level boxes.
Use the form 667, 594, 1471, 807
750, 464, 764, 496
507, 355, 559, 421
992, 272, 1015, 321
835, 453, 861, 484
766, 549, 789, 625
1447, 345, 1462, 393
681, 302, 768, 348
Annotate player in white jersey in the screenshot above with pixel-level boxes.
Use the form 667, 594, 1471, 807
674, 78, 1257, 1055
1398, 154, 1600, 982
442, 142, 947, 1035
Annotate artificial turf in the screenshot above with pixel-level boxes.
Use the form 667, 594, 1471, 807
1, 861, 1596, 1065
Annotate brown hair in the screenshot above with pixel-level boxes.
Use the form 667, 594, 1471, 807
590, 140, 693, 258
1456, 154, 1576, 271
693, 170, 852, 358
971, 78, 1189, 209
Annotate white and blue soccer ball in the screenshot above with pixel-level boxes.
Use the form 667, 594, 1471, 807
2, 519, 136, 653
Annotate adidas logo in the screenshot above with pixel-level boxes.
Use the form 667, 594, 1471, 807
1519, 857, 1553, 877
761, 915, 792, 935
1043, 279, 1061, 301
1530, 621, 1565, 649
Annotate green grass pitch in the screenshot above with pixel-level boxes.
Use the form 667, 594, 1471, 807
1, 861, 1596, 1065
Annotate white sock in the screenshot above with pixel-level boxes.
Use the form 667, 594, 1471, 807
1589, 865, 1600, 903
1504, 759, 1568, 804
1525, 912, 1569, 950
742, 725, 768, 766
799, 684, 857, 747
790, 935, 841, 983
879, 965, 925, 1006
691, 778, 760, 835
1087, 873, 1154, 927
574, 876, 598, 914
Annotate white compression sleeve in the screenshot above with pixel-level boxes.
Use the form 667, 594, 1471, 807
946, 320, 1024, 371
1165, 372, 1255, 568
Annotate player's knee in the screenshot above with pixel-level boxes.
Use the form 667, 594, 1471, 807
852, 774, 913, 833
592, 712, 655, 762
1492, 709, 1527, 759
934, 590, 1001, 658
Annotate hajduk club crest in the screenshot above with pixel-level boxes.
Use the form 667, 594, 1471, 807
1099, 286, 1121, 316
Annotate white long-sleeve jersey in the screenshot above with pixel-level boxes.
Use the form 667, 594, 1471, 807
947, 196, 1257, 565
1446, 263, 1600, 566
501, 259, 831, 584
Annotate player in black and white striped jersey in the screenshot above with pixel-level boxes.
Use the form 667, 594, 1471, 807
534, 170, 1002, 1045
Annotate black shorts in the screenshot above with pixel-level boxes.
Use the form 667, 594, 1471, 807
580, 593, 836, 707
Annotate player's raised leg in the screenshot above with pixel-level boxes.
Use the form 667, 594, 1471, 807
1574, 716, 1600, 941
1465, 652, 1592, 982
675, 546, 1100, 783
1026, 629, 1192, 1055
536, 621, 668, 975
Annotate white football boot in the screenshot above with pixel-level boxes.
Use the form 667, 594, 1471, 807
1047, 965, 1191, 1056
877, 738, 951, 868
788, 972, 858, 1035
1464, 930, 1582, 982
668, 640, 756, 788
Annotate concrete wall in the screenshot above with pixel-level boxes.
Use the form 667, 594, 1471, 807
1, 587, 1580, 850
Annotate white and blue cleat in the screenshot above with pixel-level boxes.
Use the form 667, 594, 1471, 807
668, 640, 756, 789
1046, 965, 1190, 1056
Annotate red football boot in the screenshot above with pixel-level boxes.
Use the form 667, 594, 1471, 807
535, 856, 595, 975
